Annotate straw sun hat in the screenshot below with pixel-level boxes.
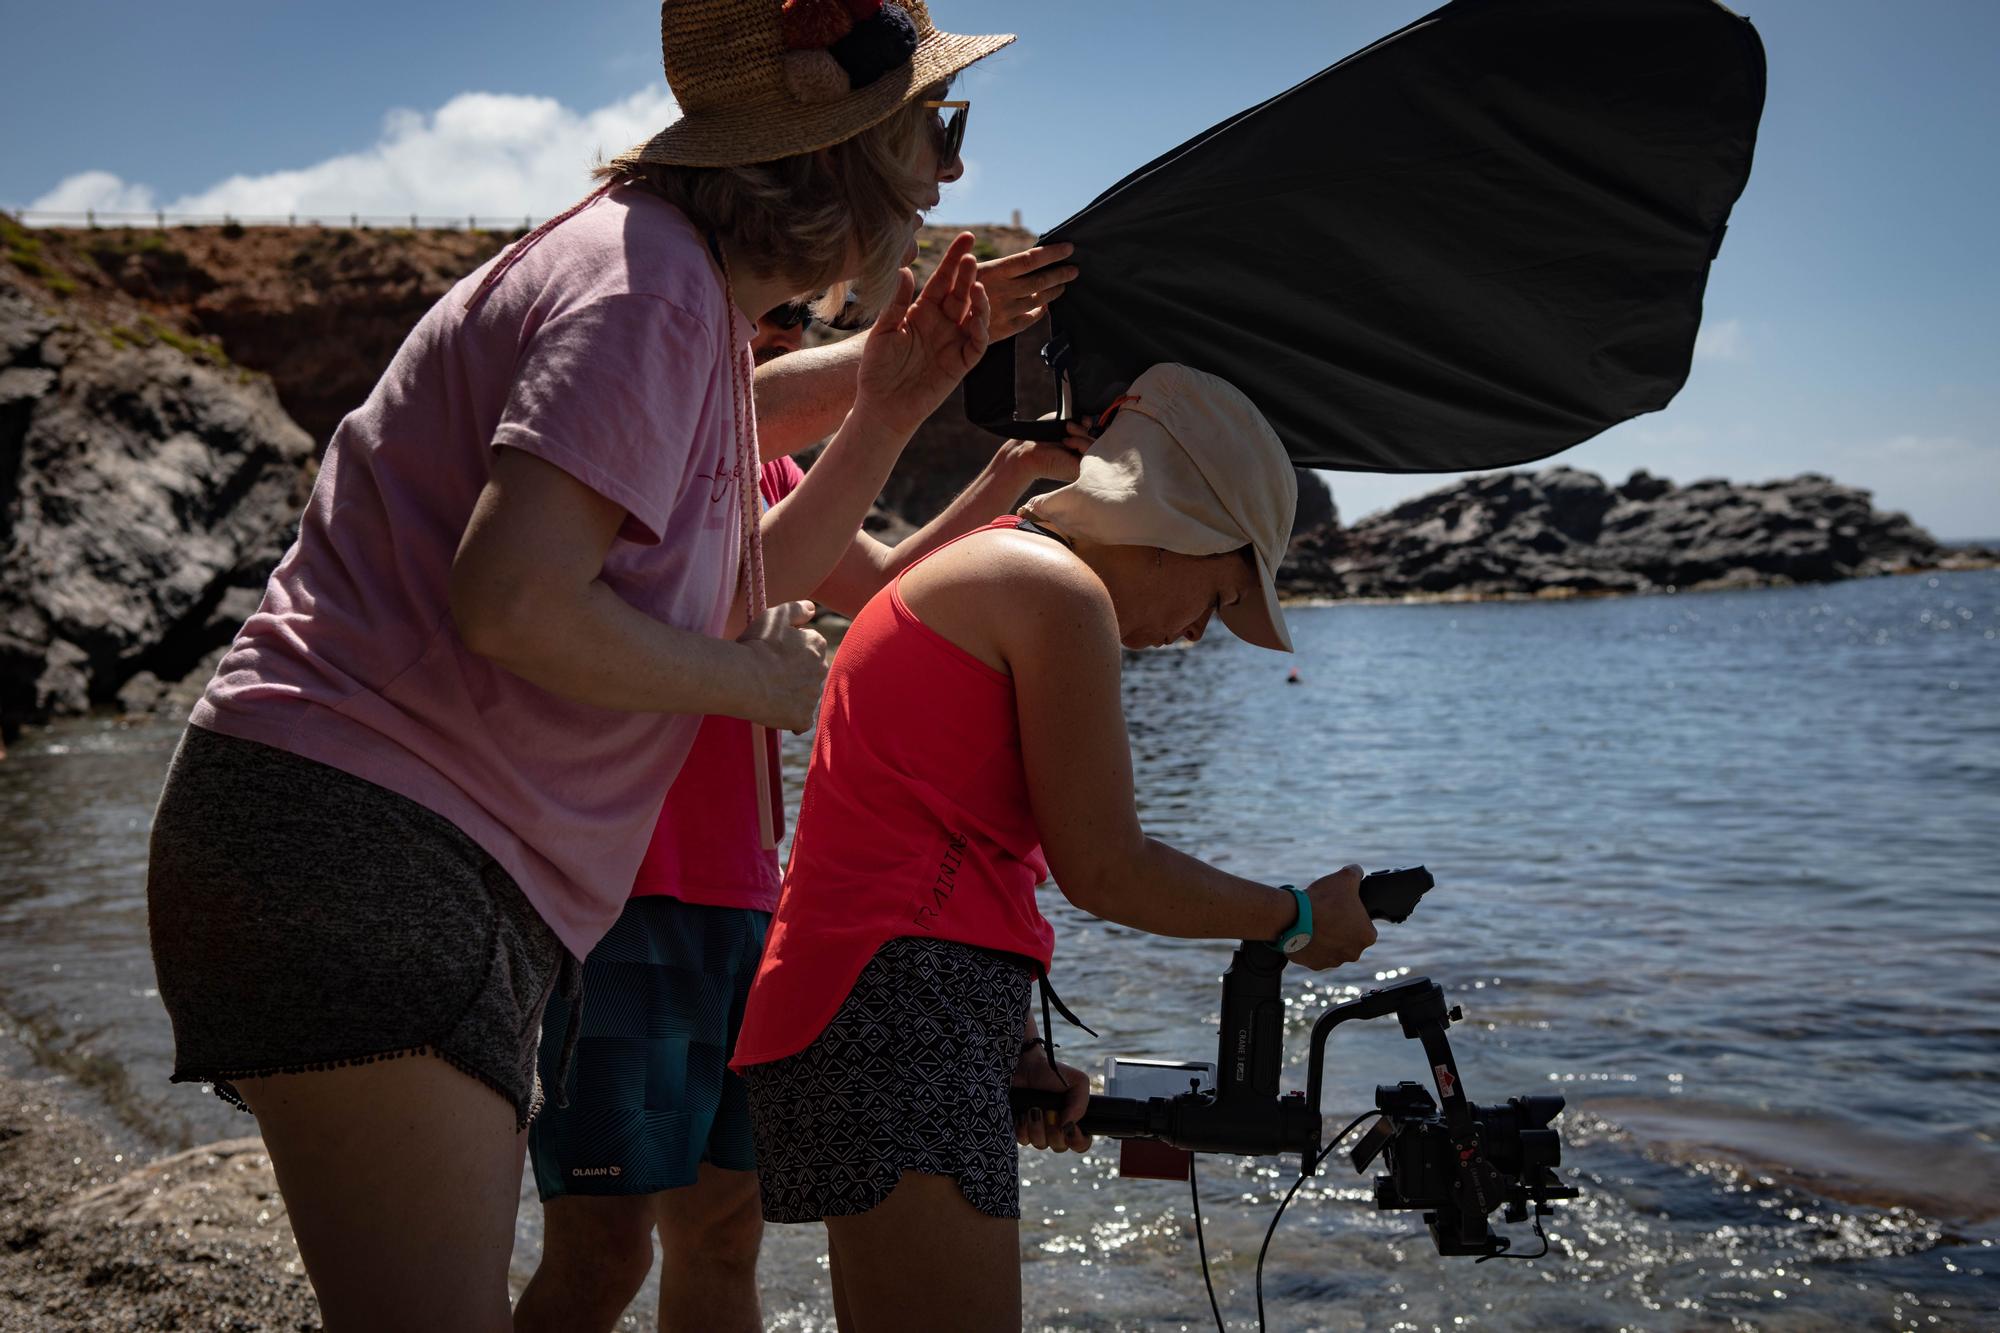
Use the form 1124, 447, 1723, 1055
609, 0, 1014, 170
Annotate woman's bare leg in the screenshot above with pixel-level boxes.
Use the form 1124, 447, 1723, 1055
822, 1171, 1019, 1333
237, 1054, 526, 1333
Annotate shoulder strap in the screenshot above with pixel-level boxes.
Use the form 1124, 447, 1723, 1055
1012, 515, 1073, 547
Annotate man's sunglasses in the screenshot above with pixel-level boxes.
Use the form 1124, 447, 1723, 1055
921, 99, 969, 165
763, 301, 816, 331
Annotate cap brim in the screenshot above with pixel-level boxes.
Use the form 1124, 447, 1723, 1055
610, 31, 1013, 169
1218, 550, 1293, 653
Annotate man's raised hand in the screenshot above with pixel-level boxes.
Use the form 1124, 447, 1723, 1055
978, 241, 1078, 341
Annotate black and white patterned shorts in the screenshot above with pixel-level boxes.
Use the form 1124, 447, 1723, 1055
743, 936, 1033, 1223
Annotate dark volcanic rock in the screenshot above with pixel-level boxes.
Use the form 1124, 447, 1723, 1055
1283, 466, 1956, 600
0, 284, 314, 733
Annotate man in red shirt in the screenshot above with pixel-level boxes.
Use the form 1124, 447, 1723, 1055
516, 245, 1083, 1333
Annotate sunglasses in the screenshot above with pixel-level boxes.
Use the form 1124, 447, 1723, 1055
921, 99, 969, 165
762, 301, 816, 331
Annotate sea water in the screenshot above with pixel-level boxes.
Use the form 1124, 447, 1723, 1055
3, 570, 1995, 1330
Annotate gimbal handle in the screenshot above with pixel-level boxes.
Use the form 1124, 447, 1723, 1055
1011, 971, 1461, 1175
1009, 868, 1439, 1170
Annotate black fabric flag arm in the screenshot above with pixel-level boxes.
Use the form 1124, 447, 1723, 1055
967, 0, 1765, 473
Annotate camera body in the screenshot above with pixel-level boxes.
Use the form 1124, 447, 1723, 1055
1360, 1081, 1574, 1256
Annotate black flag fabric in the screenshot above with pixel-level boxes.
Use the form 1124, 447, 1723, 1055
969, 0, 1765, 473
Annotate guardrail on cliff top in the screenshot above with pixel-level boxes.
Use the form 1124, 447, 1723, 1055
5, 208, 541, 231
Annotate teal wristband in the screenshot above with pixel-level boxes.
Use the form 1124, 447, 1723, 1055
1270, 884, 1313, 955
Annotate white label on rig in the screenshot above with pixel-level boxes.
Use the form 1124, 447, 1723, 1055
1109, 1059, 1215, 1182
1109, 1058, 1216, 1099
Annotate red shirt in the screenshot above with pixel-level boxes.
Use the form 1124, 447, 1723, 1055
732, 519, 1055, 1069
629, 457, 805, 911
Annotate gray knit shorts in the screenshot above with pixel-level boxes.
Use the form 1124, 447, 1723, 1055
146, 725, 575, 1130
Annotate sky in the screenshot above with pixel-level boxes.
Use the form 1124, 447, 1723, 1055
3, 0, 1995, 538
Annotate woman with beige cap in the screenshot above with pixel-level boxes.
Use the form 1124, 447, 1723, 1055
731, 362, 1381, 1329
143, 2, 1018, 1328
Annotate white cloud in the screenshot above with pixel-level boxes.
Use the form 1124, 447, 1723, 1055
28, 86, 680, 224
27, 169, 160, 216
1693, 316, 1745, 362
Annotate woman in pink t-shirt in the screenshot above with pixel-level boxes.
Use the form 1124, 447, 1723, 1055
144, 4, 1016, 1328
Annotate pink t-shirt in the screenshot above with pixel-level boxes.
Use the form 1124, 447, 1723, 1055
191, 186, 756, 959
630, 456, 804, 913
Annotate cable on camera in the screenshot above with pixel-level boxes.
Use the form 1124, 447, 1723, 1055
1256, 1110, 1385, 1333
1180, 1109, 1383, 1333
1188, 1155, 1226, 1333
1475, 1214, 1551, 1262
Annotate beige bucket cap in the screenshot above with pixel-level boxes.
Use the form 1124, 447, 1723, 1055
1022, 363, 1298, 652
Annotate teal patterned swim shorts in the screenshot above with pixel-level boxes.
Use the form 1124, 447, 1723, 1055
529, 896, 769, 1199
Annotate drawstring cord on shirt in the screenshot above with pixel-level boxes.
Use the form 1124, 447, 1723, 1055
463, 182, 616, 313
709, 232, 777, 853
709, 233, 768, 622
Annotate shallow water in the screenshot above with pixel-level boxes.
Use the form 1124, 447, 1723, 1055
3, 571, 1997, 1330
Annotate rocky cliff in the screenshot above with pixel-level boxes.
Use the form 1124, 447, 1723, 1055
1, 217, 1980, 732
0, 258, 315, 735
8, 216, 1333, 546
75, 222, 510, 449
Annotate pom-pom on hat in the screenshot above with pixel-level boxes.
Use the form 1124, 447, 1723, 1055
782, 0, 857, 51
610, 0, 1012, 169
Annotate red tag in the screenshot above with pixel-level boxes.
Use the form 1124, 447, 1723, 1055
1119, 1139, 1193, 1181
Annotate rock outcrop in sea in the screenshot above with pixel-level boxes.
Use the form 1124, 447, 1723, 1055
1281, 465, 1967, 600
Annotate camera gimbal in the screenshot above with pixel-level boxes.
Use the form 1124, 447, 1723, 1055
1012, 868, 1577, 1259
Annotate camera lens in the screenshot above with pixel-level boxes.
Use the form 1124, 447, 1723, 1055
1517, 1095, 1566, 1128
1517, 1128, 1561, 1171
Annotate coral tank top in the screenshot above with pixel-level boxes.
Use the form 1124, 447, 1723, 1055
731, 518, 1054, 1068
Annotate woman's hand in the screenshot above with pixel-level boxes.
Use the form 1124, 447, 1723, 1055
977, 242, 1077, 341
734, 599, 829, 732
1011, 1040, 1093, 1154
1290, 864, 1378, 971
855, 232, 990, 438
